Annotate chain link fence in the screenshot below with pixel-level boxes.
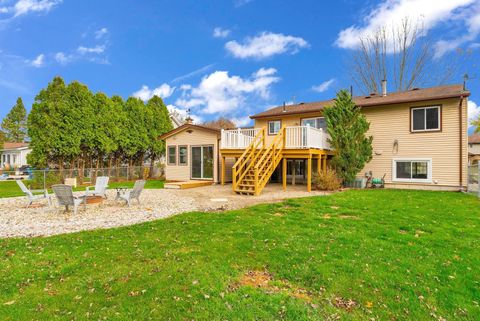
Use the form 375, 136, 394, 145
0, 165, 164, 190
467, 164, 479, 197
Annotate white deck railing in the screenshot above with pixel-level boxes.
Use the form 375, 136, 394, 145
285, 126, 331, 150
221, 126, 331, 150
221, 128, 261, 149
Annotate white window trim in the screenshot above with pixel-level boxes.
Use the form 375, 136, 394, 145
411, 106, 441, 132
392, 158, 432, 183
301, 117, 326, 130
268, 120, 281, 135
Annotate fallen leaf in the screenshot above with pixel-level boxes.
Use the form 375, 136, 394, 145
3, 301, 15, 306
366, 301, 373, 308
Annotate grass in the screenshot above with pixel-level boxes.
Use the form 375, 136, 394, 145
0, 189, 479, 320
0, 179, 164, 198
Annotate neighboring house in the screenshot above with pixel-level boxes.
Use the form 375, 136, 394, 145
169, 111, 185, 129
1, 142, 31, 168
160, 84, 469, 195
468, 134, 480, 165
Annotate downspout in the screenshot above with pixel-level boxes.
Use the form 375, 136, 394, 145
459, 95, 464, 191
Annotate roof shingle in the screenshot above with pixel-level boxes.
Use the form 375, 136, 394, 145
250, 84, 469, 119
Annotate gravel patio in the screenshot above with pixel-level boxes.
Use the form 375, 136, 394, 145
0, 184, 329, 238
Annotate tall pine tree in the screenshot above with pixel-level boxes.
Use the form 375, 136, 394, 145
323, 90, 373, 184
2, 97, 27, 142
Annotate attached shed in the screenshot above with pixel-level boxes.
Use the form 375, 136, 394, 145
160, 123, 228, 184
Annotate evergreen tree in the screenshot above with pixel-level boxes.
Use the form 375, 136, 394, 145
2, 97, 27, 142
323, 90, 373, 184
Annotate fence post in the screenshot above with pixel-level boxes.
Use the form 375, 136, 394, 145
126, 164, 129, 181
43, 170, 46, 190
478, 163, 480, 198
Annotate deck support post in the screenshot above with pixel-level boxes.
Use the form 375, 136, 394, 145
307, 156, 312, 192
221, 156, 225, 186
317, 155, 321, 176
282, 157, 287, 191
291, 160, 296, 186
322, 155, 327, 174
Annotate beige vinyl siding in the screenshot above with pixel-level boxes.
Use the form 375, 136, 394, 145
361, 97, 467, 189
254, 112, 322, 146
165, 129, 219, 183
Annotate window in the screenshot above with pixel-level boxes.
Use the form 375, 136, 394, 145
268, 120, 281, 135
301, 117, 326, 130
178, 146, 188, 165
411, 106, 440, 132
393, 159, 432, 183
167, 146, 177, 165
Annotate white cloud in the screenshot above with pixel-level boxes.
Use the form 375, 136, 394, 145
94, 27, 108, 40
469, 100, 480, 128
54, 51, 71, 65
176, 67, 280, 114
213, 27, 231, 38
171, 63, 215, 83
29, 53, 44, 67
0, 7, 9, 13
335, 0, 477, 50
13, 0, 62, 17
225, 32, 309, 59
133, 84, 175, 102
231, 116, 252, 127
77, 45, 105, 54
312, 78, 335, 93
234, 0, 254, 7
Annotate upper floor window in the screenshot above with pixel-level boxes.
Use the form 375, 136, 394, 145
302, 117, 326, 130
268, 120, 281, 135
411, 106, 440, 132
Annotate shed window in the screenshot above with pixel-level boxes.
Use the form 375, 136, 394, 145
179, 146, 188, 165
411, 106, 440, 132
168, 146, 177, 165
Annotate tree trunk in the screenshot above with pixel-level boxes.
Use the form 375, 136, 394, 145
149, 154, 155, 178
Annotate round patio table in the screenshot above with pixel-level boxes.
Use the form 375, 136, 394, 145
115, 187, 129, 200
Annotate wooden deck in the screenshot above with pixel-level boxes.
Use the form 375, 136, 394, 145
164, 181, 213, 189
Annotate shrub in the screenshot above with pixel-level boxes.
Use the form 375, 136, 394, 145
313, 168, 341, 191
29, 170, 63, 189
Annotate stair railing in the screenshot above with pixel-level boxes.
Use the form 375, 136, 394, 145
232, 127, 266, 191
253, 127, 285, 195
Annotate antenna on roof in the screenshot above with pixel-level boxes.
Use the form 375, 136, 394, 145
283, 101, 286, 113
463, 73, 469, 91
292, 95, 296, 105
350, 85, 353, 97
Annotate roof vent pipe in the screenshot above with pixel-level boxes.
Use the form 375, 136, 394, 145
381, 79, 387, 97
283, 101, 286, 112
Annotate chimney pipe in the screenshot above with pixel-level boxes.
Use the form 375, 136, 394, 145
381, 79, 387, 97
283, 101, 286, 112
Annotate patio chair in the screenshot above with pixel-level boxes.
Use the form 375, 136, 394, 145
52, 184, 87, 215
16, 180, 51, 208
118, 180, 145, 206
85, 176, 109, 198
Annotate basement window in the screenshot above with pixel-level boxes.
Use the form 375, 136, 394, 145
411, 106, 440, 132
393, 159, 432, 183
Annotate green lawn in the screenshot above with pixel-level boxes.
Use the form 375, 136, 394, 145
0, 179, 164, 198
1, 190, 479, 320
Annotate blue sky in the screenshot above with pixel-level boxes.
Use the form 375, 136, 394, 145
0, 0, 479, 132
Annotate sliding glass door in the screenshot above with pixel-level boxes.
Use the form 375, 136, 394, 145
191, 146, 214, 180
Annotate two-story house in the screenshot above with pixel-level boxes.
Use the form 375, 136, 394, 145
160, 84, 469, 195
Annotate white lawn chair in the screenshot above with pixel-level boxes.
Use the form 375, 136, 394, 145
118, 180, 145, 206
85, 176, 109, 198
52, 184, 87, 215
16, 180, 51, 208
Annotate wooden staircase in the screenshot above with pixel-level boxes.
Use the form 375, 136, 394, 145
232, 127, 285, 195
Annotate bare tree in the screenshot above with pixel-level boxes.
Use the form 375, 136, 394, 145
203, 117, 236, 130
350, 17, 455, 94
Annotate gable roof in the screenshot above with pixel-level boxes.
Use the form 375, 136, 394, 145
159, 123, 220, 140
250, 84, 470, 119
2, 142, 29, 150
469, 134, 480, 144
